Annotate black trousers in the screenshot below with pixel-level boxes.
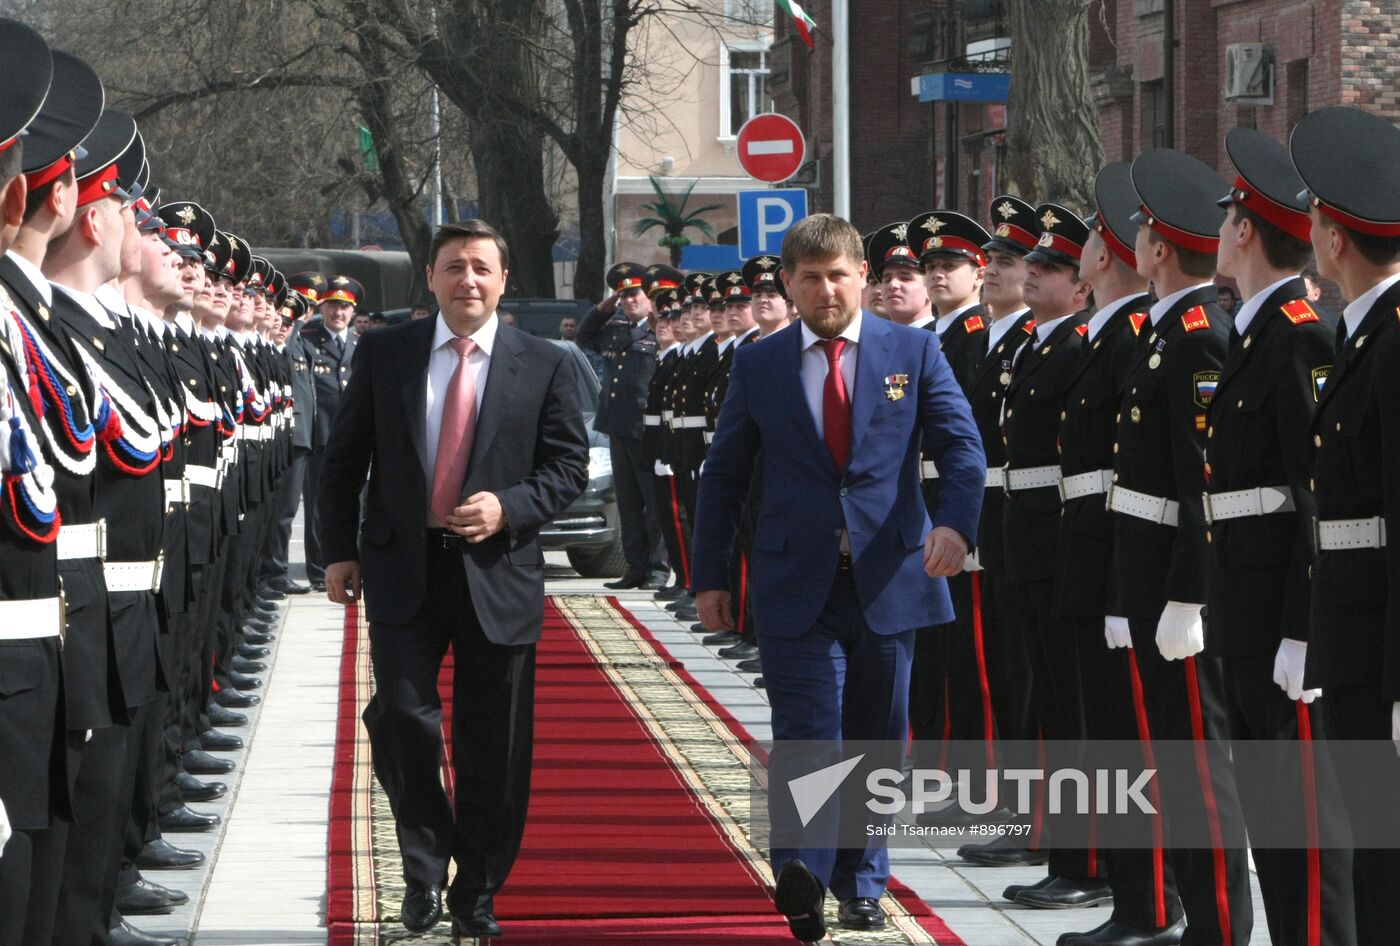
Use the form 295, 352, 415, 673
1220, 656, 1356, 946
1128, 619, 1254, 946
302, 448, 326, 582
609, 435, 665, 580
1319, 685, 1400, 946
362, 538, 536, 918
258, 446, 307, 585
653, 474, 690, 588
1075, 621, 1183, 930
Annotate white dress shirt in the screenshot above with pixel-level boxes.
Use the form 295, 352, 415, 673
5, 251, 52, 306
1341, 270, 1400, 341
1149, 283, 1215, 327
985, 307, 1029, 350
51, 283, 117, 329
1235, 276, 1299, 336
423, 313, 496, 490
1086, 295, 1141, 342
909, 313, 936, 330
799, 311, 862, 439
935, 302, 979, 336
1032, 312, 1076, 347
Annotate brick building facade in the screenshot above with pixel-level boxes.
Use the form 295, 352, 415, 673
767, 0, 1400, 228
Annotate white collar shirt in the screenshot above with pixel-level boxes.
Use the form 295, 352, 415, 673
1342, 271, 1400, 341
6, 251, 52, 306
799, 310, 862, 439
423, 313, 497, 507
1235, 275, 1299, 337
1149, 283, 1215, 327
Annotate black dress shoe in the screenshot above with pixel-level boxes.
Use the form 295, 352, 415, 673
753, 676, 765, 689
135, 837, 206, 871
961, 844, 1047, 867
1058, 917, 1186, 946
258, 587, 287, 601
640, 574, 670, 591
311, 580, 327, 593
199, 728, 244, 751
702, 631, 741, 647
108, 919, 181, 946
1001, 874, 1054, 902
241, 631, 275, 646
115, 876, 186, 914
452, 913, 504, 939
603, 574, 646, 590
673, 606, 699, 622
225, 669, 263, 691
159, 805, 221, 833
915, 805, 1013, 830
175, 771, 228, 801
665, 594, 695, 613
838, 897, 886, 930
255, 596, 280, 612
232, 656, 267, 673
270, 577, 312, 595
1015, 877, 1113, 909
773, 859, 826, 944
719, 642, 759, 660
214, 688, 260, 708
401, 884, 444, 933
207, 703, 248, 727
184, 749, 236, 774
736, 656, 764, 673
243, 616, 273, 633
654, 584, 686, 601
237, 643, 271, 659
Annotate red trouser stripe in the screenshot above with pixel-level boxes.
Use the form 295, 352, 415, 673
666, 476, 690, 586
736, 553, 749, 635
969, 572, 996, 770
1296, 701, 1322, 946
1183, 656, 1232, 946
1127, 649, 1167, 928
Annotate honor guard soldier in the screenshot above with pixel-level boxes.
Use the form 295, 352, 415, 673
1114, 148, 1252, 944
1055, 164, 1184, 945
299, 274, 361, 591
576, 262, 670, 590
0, 21, 68, 942
746, 254, 791, 336
868, 221, 935, 329
860, 231, 885, 318
908, 210, 994, 379
644, 291, 690, 601
1206, 126, 1356, 946
1291, 106, 1400, 944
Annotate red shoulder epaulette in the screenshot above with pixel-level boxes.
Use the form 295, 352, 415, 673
1022, 320, 1036, 335
1128, 312, 1148, 336
963, 315, 986, 334
1181, 305, 1211, 333
1281, 298, 1319, 325
1074, 323, 1088, 337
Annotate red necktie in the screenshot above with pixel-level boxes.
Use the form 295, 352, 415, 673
430, 336, 479, 524
819, 338, 851, 471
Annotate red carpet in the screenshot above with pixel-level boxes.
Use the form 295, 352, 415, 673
326, 595, 959, 944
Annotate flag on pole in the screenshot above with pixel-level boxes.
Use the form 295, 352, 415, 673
776, 0, 816, 48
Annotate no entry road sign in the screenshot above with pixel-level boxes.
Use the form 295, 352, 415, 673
736, 113, 806, 184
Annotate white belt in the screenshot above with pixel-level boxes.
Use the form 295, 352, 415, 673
662, 410, 675, 423
261, 426, 275, 442
677, 416, 707, 429
1203, 486, 1294, 525
186, 465, 220, 490
1107, 484, 1180, 527
104, 556, 165, 593
1316, 516, 1387, 550
164, 478, 190, 508
643, 415, 662, 427
0, 596, 63, 639
58, 520, 107, 561
703, 431, 714, 444
921, 463, 1003, 488
1060, 469, 1114, 503
1003, 465, 1062, 492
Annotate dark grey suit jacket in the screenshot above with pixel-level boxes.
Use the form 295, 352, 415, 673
315, 315, 589, 644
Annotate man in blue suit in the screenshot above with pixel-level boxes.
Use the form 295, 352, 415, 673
694, 214, 985, 943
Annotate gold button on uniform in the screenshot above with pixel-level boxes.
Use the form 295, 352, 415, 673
1130, 406, 1141, 423
1314, 434, 1322, 447
1236, 399, 1243, 408
1242, 336, 1252, 349
1207, 426, 1214, 438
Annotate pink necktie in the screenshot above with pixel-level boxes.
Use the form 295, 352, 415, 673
430, 335, 479, 525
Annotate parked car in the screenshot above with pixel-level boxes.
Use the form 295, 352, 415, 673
542, 341, 627, 578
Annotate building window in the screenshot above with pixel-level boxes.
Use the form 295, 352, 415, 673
1140, 80, 1168, 150
720, 43, 771, 139
725, 0, 773, 25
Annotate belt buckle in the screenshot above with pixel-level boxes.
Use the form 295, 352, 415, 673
1104, 482, 1117, 513
1001, 467, 1013, 496
95, 519, 107, 561
1057, 476, 1067, 504
1202, 491, 1214, 526
152, 552, 166, 592
58, 581, 67, 650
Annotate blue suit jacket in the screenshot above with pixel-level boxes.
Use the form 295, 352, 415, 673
692, 314, 985, 637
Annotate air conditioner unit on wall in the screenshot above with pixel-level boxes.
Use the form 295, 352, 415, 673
1224, 43, 1274, 105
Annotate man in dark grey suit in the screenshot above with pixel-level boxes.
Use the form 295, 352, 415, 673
317, 220, 589, 940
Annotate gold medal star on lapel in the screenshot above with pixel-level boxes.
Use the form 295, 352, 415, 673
884, 373, 909, 401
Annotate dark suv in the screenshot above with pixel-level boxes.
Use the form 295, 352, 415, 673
543, 341, 627, 578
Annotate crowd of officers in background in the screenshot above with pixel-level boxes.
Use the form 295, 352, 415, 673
0, 22, 377, 946
579, 106, 1400, 946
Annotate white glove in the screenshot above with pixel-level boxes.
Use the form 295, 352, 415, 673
1271, 639, 1320, 703
1393, 702, 1400, 759
1155, 601, 1205, 661
85, 729, 93, 743
0, 797, 10, 859
1105, 616, 1132, 649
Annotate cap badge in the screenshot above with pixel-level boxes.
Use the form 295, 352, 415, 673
997, 201, 1017, 220
616, 264, 631, 274
921, 216, 947, 234
996, 224, 1011, 237
757, 256, 777, 270
177, 206, 196, 224
891, 223, 909, 242
332, 276, 349, 286
727, 273, 743, 284
1040, 209, 1062, 230
1037, 232, 1055, 247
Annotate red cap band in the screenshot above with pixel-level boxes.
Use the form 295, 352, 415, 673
1311, 195, 1400, 238
75, 164, 120, 208
1094, 218, 1137, 269
1033, 231, 1084, 262
919, 235, 987, 267
0, 137, 17, 155
1140, 204, 1220, 254
1230, 176, 1312, 243
25, 152, 75, 191
991, 222, 1038, 252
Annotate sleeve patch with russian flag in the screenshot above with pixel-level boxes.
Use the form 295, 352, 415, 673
1193, 370, 1220, 409
1181, 306, 1211, 333
1281, 299, 1319, 325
